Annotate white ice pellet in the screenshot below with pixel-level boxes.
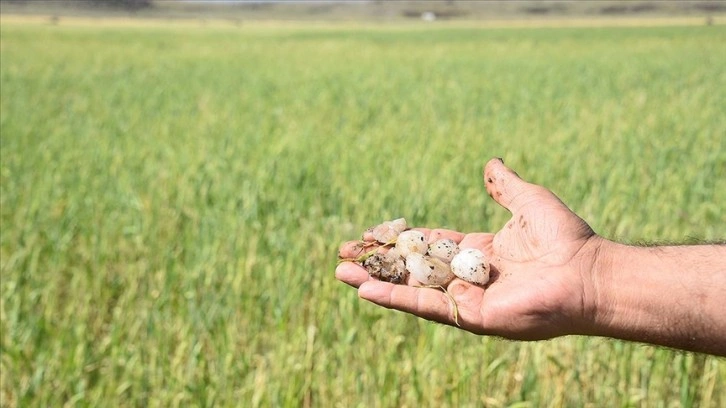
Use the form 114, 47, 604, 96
450, 248, 490, 285
384, 247, 403, 261
427, 239, 460, 263
405, 253, 454, 286
371, 218, 408, 243
395, 230, 428, 258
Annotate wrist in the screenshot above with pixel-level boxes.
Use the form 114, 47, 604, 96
574, 235, 615, 336
583, 240, 668, 341
585, 241, 688, 340
581, 237, 622, 338
581, 240, 726, 354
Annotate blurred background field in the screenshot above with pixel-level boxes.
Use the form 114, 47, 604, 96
1, 1, 725, 407
2, 0, 726, 22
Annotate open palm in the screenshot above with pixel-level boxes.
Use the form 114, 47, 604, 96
336, 158, 603, 340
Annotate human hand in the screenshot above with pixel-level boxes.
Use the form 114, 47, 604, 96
336, 158, 605, 340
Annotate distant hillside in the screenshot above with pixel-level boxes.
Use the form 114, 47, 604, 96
2, 0, 725, 21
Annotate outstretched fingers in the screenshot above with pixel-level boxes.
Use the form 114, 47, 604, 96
426, 228, 466, 244
359, 281, 459, 325
336, 228, 468, 288
338, 240, 371, 260
337, 225, 493, 329
358, 279, 487, 332
335, 262, 371, 288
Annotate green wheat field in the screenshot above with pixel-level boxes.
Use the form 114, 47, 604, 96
1, 17, 725, 407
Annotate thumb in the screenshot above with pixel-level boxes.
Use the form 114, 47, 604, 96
483, 158, 542, 214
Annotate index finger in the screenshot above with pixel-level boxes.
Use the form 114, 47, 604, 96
357, 279, 486, 333
358, 280, 457, 325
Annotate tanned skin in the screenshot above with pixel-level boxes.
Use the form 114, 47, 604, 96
336, 158, 726, 356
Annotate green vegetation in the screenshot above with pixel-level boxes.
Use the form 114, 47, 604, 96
1, 19, 724, 407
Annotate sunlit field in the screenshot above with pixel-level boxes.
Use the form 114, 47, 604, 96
1, 17, 725, 407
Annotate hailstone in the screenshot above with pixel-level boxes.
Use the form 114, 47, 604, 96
395, 230, 428, 258
371, 218, 408, 243
428, 239, 460, 263
405, 252, 454, 286
450, 248, 490, 285
364, 248, 408, 284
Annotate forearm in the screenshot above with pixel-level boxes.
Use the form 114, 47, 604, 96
588, 240, 726, 355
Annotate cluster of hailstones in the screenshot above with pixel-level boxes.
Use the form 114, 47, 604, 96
360, 218, 490, 286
